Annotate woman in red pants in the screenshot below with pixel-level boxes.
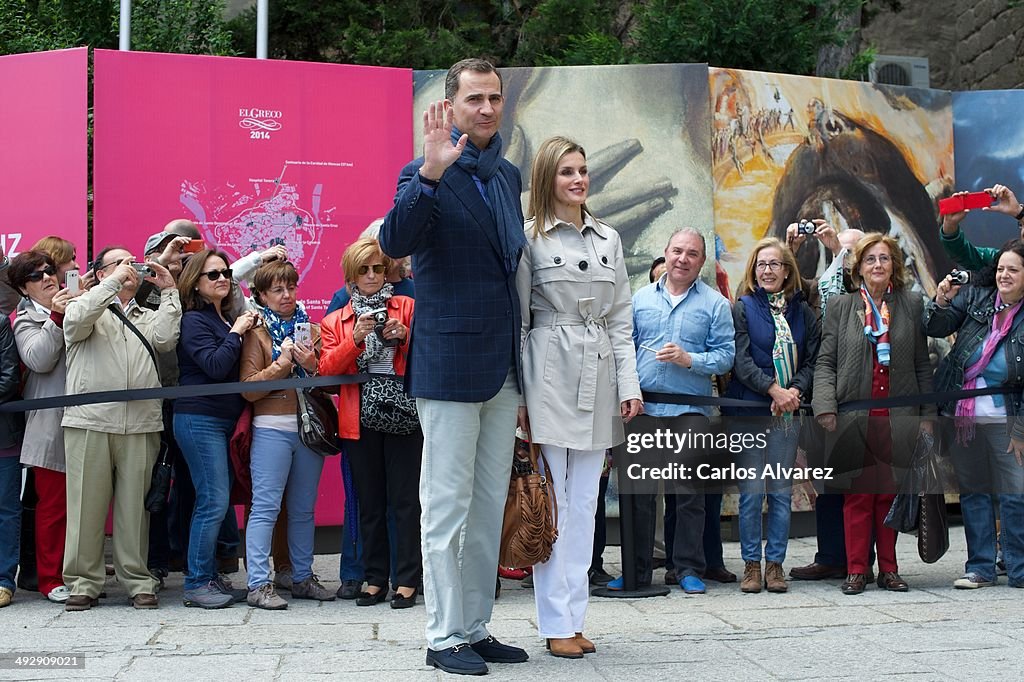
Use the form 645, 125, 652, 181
811, 233, 935, 594
10, 247, 81, 603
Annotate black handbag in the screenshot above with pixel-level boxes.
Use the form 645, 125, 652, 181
297, 386, 341, 457
359, 375, 419, 435
144, 442, 171, 514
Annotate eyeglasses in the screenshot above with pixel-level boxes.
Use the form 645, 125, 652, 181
96, 258, 129, 271
755, 261, 785, 272
267, 285, 297, 296
863, 255, 891, 265
201, 268, 232, 281
25, 265, 58, 282
357, 264, 386, 276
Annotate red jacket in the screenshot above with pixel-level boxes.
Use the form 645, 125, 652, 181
318, 295, 414, 439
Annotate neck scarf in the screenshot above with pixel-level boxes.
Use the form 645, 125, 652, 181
767, 291, 798, 419
257, 300, 311, 378
451, 126, 526, 276
955, 293, 1024, 444
860, 284, 892, 366
350, 282, 394, 370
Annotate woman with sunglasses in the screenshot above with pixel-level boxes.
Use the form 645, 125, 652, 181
8, 251, 80, 604
174, 249, 260, 609
320, 237, 420, 608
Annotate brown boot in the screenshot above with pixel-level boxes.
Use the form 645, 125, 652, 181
765, 562, 788, 593
741, 561, 763, 593
546, 637, 584, 659
574, 632, 596, 654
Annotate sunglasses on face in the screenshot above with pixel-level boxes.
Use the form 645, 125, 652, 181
201, 268, 232, 281
25, 265, 58, 282
357, 264, 386, 276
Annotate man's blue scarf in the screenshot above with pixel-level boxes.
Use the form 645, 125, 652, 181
451, 126, 525, 276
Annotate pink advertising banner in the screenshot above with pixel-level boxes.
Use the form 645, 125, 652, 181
94, 50, 413, 526
93, 49, 412, 320
0, 48, 88, 258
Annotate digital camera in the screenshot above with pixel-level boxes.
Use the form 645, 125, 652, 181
949, 269, 970, 285
133, 263, 155, 278
369, 307, 400, 347
797, 219, 816, 236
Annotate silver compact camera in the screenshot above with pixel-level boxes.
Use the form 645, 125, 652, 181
132, 263, 155, 278
949, 269, 970, 285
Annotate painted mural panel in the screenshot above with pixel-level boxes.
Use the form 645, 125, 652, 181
414, 64, 714, 287
710, 68, 954, 296
951, 90, 1024, 250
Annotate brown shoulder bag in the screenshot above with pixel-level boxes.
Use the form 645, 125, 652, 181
499, 437, 558, 569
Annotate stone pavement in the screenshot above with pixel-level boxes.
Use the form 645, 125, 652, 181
0, 528, 1021, 681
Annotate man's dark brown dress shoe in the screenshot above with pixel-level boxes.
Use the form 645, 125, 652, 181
703, 566, 737, 583
840, 573, 867, 595
876, 571, 909, 591
790, 562, 847, 580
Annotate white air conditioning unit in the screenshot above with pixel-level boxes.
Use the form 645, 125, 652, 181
869, 55, 931, 89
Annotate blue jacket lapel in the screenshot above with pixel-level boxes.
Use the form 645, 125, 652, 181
445, 166, 504, 259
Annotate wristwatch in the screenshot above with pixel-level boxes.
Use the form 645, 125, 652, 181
1016, 204, 1024, 221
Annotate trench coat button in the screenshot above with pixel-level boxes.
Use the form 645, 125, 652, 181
553, 256, 562, 264
579, 260, 589, 271
1018, 356, 1022, 362
601, 256, 608, 264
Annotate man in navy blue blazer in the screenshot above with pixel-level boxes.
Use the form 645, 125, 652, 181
380, 58, 529, 676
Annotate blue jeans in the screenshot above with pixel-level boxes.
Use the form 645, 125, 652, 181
246, 428, 324, 589
951, 423, 1024, 583
0, 456, 20, 592
174, 412, 235, 590
738, 422, 800, 563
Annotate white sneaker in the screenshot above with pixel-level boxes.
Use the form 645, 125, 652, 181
47, 586, 71, 603
953, 572, 995, 589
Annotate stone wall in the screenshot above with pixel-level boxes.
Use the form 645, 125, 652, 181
862, 0, 1024, 90
954, 0, 1024, 89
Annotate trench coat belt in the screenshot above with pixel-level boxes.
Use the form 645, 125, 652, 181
531, 310, 608, 412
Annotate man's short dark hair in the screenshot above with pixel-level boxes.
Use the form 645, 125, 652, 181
445, 58, 502, 101
92, 245, 129, 273
649, 256, 666, 283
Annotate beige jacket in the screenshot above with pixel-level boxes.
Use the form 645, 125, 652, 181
62, 278, 181, 434
517, 215, 641, 450
14, 304, 67, 471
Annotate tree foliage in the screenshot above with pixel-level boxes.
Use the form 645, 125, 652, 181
2, 0, 881, 79
0, 0, 231, 56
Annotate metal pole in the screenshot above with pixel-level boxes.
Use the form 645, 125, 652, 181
256, 0, 269, 59
118, 0, 131, 51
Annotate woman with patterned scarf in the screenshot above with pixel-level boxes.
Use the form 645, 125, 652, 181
926, 239, 1024, 590
319, 237, 420, 609
725, 238, 820, 594
241, 259, 333, 609
812, 233, 935, 595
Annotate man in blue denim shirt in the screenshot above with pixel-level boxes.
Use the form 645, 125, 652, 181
610, 228, 734, 594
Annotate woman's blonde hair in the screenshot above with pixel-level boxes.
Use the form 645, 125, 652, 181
527, 136, 591, 239
341, 238, 391, 290
736, 237, 802, 299
849, 233, 908, 290
31, 236, 76, 266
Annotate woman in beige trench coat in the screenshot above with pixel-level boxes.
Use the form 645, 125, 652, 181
517, 136, 642, 659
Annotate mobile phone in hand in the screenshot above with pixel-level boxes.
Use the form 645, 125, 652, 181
294, 322, 312, 346
939, 191, 994, 215
65, 269, 80, 294
183, 239, 205, 254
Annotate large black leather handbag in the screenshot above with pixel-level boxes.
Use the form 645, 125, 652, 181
296, 387, 341, 457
